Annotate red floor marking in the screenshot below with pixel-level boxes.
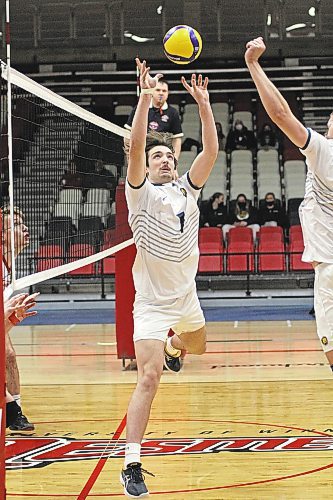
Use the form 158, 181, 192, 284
76, 414, 127, 500
16, 348, 321, 357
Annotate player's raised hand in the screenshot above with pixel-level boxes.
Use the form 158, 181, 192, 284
181, 74, 209, 105
136, 58, 163, 90
245, 37, 266, 64
14, 292, 40, 321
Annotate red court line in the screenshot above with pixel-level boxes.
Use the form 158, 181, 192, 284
16, 348, 322, 358
77, 414, 127, 499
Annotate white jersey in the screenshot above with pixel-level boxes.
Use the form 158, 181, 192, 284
125, 172, 201, 301
299, 129, 333, 263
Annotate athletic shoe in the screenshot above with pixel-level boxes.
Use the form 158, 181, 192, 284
164, 349, 181, 373
9, 412, 35, 431
120, 462, 154, 498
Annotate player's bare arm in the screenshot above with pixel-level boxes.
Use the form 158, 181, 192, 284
127, 59, 163, 187
182, 74, 218, 187
245, 37, 308, 148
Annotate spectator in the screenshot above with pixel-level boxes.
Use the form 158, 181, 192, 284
226, 119, 256, 153
85, 159, 117, 194
60, 159, 83, 189
258, 192, 289, 229
216, 122, 226, 151
258, 122, 278, 150
223, 193, 259, 241
125, 79, 183, 159
201, 192, 228, 227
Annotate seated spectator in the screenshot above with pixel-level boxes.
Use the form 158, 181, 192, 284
60, 160, 83, 189
258, 192, 289, 229
215, 122, 226, 151
85, 160, 117, 194
201, 192, 228, 227
226, 119, 256, 153
223, 193, 260, 242
257, 123, 278, 150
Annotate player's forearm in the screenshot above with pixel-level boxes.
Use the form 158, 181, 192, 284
199, 102, 218, 158
246, 61, 291, 123
130, 94, 151, 150
172, 137, 181, 160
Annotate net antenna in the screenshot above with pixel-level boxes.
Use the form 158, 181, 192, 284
1, 61, 134, 300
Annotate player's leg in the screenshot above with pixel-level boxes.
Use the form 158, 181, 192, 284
164, 288, 206, 372
313, 262, 333, 368
6, 332, 34, 431
121, 339, 164, 498
5, 388, 20, 428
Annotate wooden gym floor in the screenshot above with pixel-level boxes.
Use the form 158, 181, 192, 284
5, 319, 333, 499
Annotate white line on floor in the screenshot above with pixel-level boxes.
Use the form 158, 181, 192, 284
287, 320, 292, 328
65, 324, 76, 332
234, 321, 238, 328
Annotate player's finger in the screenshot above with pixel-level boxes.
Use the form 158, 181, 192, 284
191, 74, 197, 89
181, 76, 191, 91
198, 74, 202, 87
203, 76, 209, 89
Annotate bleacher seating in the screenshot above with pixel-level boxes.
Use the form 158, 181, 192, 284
258, 227, 286, 272
35, 244, 64, 272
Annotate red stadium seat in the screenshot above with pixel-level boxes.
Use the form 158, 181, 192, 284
289, 241, 312, 271
228, 227, 253, 244
289, 225, 303, 243
99, 243, 116, 275
227, 241, 254, 272
68, 243, 95, 275
258, 241, 286, 272
259, 226, 284, 243
35, 245, 64, 272
199, 227, 223, 244
198, 241, 223, 273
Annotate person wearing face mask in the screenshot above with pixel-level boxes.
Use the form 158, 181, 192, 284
258, 122, 278, 150
245, 36, 333, 380
226, 119, 256, 153
258, 192, 289, 229
121, 59, 218, 498
125, 78, 183, 159
223, 193, 259, 242
201, 192, 228, 227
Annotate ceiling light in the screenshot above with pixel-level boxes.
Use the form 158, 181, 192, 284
286, 23, 306, 32
124, 31, 155, 43
308, 7, 316, 17
266, 13, 272, 26
157, 5, 163, 14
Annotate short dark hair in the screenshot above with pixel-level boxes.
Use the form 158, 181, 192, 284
156, 79, 169, 88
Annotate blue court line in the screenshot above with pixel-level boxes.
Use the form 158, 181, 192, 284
19, 304, 313, 326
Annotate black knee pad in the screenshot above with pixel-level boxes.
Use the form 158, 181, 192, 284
6, 400, 20, 428
330, 365, 333, 373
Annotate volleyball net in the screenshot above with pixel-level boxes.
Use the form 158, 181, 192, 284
1, 61, 134, 297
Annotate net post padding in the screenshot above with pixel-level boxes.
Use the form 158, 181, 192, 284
0, 214, 6, 498
115, 184, 136, 360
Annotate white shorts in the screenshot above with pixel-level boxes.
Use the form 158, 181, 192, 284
133, 287, 205, 343
314, 262, 333, 353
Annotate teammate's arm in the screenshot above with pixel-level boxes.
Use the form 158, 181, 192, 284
127, 59, 163, 187
182, 74, 218, 187
172, 137, 182, 160
245, 37, 308, 148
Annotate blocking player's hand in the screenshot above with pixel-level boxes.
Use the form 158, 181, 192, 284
245, 37, 266, 64
4, 293, 28, 322
14, 292, 40, 321
181, 74, 209, 105
135, 58, 163, 90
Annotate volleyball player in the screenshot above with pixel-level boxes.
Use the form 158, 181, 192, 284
2, 206, 36, 431
4, 292, 38, 428
245, 37, 333, 366
120, 59, 218, 497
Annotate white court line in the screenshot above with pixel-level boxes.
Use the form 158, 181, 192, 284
97, 342, 117, 346
65, 324, 76, 332
287, 320, 292, 328
234, 321, 238, 328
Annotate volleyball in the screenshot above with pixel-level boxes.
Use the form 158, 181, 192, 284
163, 25, 202, 65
